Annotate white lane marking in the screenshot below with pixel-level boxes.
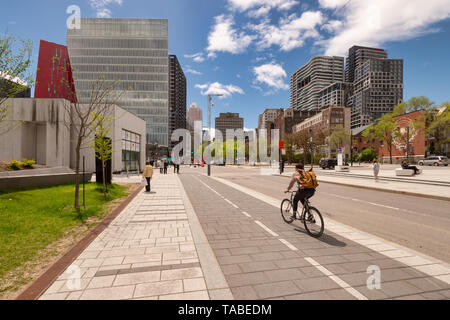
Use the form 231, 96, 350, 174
210, 176, 450, 286
255, 221, 279, 237
242, 211, 252, 218
232, 204, 239, 209
279, 239, 298, 251
304, 257, 368, 300
224, 199, 233, 205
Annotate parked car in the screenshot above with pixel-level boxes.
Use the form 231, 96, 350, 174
320, 158, 337, 169
418, 156, 449, 166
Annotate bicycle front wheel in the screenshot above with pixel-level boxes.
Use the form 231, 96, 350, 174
303, 207, 324, 238
281, 199, 294, 224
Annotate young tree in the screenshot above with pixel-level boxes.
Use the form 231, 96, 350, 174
363, 113, 396, 164
90, 112, 115, 195
0, 35, 33, 134
328, 125, 351, 155
63, 75, 122, 210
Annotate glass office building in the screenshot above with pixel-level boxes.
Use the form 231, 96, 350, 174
67, 18, 169, 150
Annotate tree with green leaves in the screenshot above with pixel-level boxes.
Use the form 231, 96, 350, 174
90, 112, 115, 196
427, 102, 449, 155
328, 124, 351, 156
363, 113, 396, 164
0, 35, 33, 135
406, 96, 435, 112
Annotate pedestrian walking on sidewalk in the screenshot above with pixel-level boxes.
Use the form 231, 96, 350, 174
143, 161, 154, 192
373, 159, 380, 182
164, 160, 168, 174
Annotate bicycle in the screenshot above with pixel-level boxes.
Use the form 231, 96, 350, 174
281, 191, 324, 238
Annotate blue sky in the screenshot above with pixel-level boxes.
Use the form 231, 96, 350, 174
2, 0, 450, 129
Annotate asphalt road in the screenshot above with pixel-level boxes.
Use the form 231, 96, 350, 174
180, 165, 450, 264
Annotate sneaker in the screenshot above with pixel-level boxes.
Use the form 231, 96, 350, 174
291, 213, 297, 220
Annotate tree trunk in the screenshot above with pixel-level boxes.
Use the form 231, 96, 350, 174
74, 140, 82, 210
388, 144, 393, 164
102, 159, 106, 195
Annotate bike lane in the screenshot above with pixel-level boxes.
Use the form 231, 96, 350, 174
179, 173, 450, 300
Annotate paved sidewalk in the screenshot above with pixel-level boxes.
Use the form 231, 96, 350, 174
39, 173, 231, 300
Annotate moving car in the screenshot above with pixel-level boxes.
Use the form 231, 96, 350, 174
320, 158, 337, 170
418, 156, 449, 166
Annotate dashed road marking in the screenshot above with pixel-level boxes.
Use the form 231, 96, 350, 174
304, 257, 368, 300
279, 239, 298, 251
255, 221, 279, 237
241, 211, 252, 218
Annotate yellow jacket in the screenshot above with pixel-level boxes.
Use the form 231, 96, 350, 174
143, 165, 154, 178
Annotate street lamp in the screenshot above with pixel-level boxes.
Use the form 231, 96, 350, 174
207, 94, 223, 176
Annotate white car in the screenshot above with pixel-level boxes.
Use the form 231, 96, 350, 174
418, 156, 449, 166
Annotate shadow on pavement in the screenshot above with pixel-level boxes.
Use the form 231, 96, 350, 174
294, 227, 347, 247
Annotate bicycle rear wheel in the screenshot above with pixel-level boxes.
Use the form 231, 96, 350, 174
303, 207, 324, 238
281, 199, 294, 224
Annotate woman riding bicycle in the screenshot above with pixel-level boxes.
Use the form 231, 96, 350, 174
284, 164, 316, 221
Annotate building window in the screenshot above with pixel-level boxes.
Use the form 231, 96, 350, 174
122, 129, 141, 172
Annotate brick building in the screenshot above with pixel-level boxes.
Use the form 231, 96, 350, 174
352, 110, 426, 164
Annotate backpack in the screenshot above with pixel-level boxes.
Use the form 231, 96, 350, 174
299, 169, 319, 189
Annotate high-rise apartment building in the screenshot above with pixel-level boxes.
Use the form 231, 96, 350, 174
318, 82, 353, 110
186, 102, 202, 126
67, 18, 169, 151
350, 57, 403, 129
290, 56, 344, 112
345, 46, 388, 83
34, 40, 77, 102
215, 113, 244, 137
168, 55, 186, 151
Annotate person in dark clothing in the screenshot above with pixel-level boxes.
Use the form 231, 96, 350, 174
176, 164, 180, 174
402, 160, 419, 175
163, 161, 168, 174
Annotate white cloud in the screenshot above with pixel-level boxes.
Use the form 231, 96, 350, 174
184, 52, 205, 63
207, 15, 255, 56
319, 0, 450, 56
195, 82, 245, 98
185, 67, 203, 75
227, 0, 298, 12
249, 11, 324, 51
89, 0, 123, 18
253, 63, 289, 93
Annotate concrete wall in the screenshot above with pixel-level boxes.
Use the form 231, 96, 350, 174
1, 98, 146, 174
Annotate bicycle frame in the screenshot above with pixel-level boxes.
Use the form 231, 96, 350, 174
288, 191, 311, 220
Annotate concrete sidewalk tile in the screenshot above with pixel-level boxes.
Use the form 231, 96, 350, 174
146, 245, 179, 254
239, 261, 278, 273
113, 271, 161, 286
250, 252, 285, 262
274, 258, 311, 269
285, 291, 333, 300
395, 256, 434, 267
66, 291, 83, 300
80, 258, 104, 268
208, 288, 233, 300
87, 275, 116, 289
183, 278, 207, 292
39, 292, 69, 300
264, 268, 304, 282
102, 256, 125, 266
253, 281, 302, 299
217, 255, 253, 265
379, 280, 423, 297
379, 249, 415, 259
161, 267, 203, 281
327, 288, 358, 300
221, 264, 242, 275
435, 275, 450, 285
226, 272, 269, 287
159, 290, 209, 300
134, 280, 183, 298
294, 277, 341, 293
353, 286, 389, 300
44, 280, 66, 294
413, 264, 450, 276
123, 253, 161, 264
406, 277, 449, 291
421, 292, 446, 300
230, 286, 259, 300
80, 285, 135, 300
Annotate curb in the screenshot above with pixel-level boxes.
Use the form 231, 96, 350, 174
15, 185, 144, 300
275, 174, 450, 202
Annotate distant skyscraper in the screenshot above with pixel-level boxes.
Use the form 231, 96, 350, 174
186, 102, 202, 126
34, 40, 77, 102
350, 57, 404, 129
258, 108, 284, 129
67, 18, 169, 150
290, 56, 345, 112
345, 46, 388, 83
168, 55, 186, 151
215, 113, 244, 137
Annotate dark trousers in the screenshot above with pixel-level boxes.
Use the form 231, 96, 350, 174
409, 166, 419, 175
145, 177, 151, 192
164, 167, 167, 174
293, 189, 315, 212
